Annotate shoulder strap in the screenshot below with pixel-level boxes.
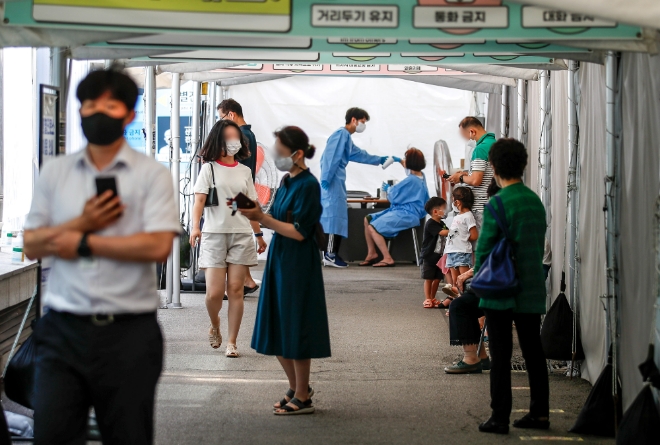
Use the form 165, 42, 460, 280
485, 195, 511, 239
209, 163, 216, 186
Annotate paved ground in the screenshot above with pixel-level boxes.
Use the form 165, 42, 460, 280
155, 263, 614, 445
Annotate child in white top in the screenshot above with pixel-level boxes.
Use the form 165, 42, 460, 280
444, 186, 479, 289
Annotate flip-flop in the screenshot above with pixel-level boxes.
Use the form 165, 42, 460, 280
359, 258, 379, 266
244, 284, 260, 295
373, 262, 395, 268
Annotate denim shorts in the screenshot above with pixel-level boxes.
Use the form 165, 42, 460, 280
446, 252, 473, 269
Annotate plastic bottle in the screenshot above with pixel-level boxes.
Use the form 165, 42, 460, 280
4, 231, 13, 249
12, 231, 24, 264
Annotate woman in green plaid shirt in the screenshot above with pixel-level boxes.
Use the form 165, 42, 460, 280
475, 139, 550, 436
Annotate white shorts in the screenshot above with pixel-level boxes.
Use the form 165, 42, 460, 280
199, 232, 258, 269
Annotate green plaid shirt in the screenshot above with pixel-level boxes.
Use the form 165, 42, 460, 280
476, 182, 547, 314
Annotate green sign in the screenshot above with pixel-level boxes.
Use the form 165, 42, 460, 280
4, 0, 641, 42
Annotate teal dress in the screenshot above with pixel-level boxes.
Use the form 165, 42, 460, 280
251, 169, 331, 359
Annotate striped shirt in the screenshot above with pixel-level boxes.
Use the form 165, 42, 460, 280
469, 133, 496, 213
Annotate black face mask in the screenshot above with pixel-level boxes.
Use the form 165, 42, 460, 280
81, 112, 126, 146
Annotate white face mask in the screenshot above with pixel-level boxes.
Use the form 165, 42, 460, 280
226, 140, 242, 156
275, 150, 299, 172
452, 203, 460, 213
355, 121, 366, 133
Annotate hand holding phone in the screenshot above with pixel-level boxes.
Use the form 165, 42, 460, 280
80, 176, 123, 232
95, 177, 119, 198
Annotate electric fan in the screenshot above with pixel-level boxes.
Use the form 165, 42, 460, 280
254, 142, 279, 212
433, 139, 454, 205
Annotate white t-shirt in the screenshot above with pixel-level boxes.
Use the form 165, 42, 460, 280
193, 161, 258, 234
444, 211, 477, 254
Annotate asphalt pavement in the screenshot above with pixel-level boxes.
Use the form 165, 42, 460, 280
155, 262, 614, 445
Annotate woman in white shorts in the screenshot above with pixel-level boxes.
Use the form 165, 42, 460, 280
190, 119, 267, 357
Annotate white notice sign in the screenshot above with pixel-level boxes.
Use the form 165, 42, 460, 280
413, 6, 509, 29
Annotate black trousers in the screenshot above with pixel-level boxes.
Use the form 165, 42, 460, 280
33, 310, 163, 445
483, 309, 549, 424
326, 234, 343, 254
448, 290, 484, 346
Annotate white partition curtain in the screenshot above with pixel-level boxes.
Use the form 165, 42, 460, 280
618, 51, 660, 410
227, 76, 471, 195
485, 92, 501, 137
575, 63, 608, 384
526, 80, 540, 193
548, 71, 570, 305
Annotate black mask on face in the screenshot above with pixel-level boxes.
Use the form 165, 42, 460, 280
81, 112, 126, 146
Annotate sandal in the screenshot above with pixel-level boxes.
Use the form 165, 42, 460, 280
373, 261, 395, 268
209, 326, 222, 349
442, 284, 459, 298
359, 258, 379, 266
226, 344, 239, 358
274, 398, 315, 415
423, 299, 435, 308
437, 297, 453, 309
273, 386, 315, 410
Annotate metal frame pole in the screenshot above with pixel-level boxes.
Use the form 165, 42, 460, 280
144, 66, 156, 158
169, 73, 182, 309
186, 82, 201, 283
517, 79, 527, 143
567, 61, 579, 307
604, 51, 620, 399
539, 71, 552, 230
206, 81, 216, 137
500, 85, 509, 138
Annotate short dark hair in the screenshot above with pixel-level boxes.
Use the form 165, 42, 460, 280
199, 119, 250, 162
273, 126, 316, 159
458, 116, 484, 130
76, 68, 138, 111
453, 186, 474, 211
405, 147, 426, 171
489, 138, 528, 180
487, 178, 501, 199
217, 99, 243, 117
424, 197, 447, 215
345, 107, 370, 124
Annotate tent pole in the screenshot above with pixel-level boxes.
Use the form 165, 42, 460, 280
484, 93, 489, 129
605, 51, 620, 400
539, 70, 552, 231
517, 79, 526, 142
567, 61, 579, 308
169, 73, 183, 309
500, 85, 509, 138
206, 81, 217, 138
187, 81, 201, 283
144, 66, 156, 158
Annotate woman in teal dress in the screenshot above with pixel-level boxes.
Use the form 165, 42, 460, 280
239, 126, 330, 416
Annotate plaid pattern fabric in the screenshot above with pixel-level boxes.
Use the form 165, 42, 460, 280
476, 182, 547, 314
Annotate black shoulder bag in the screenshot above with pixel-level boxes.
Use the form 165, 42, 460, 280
204, 163, 219, 207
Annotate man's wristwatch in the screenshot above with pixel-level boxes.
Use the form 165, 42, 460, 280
254, 232, 264, 238
77, 233, 92, 258
459, 175, 465, 184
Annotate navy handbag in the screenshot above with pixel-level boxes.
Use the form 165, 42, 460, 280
470, 195, 520, 299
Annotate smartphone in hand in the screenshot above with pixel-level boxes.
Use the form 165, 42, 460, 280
233, 192, 256, 210
95, 176, 119, 197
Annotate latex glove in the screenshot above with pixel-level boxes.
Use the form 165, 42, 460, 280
392, 156, 402, 163
321, 180, 330, 191
381, 182, 391, 192
379, 156, 389, 165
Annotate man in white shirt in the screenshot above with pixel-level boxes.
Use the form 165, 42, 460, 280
24, 68, 180, 445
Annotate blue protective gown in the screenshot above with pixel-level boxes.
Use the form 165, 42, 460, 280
320, 127, 382, 238
369, 174, 430, 239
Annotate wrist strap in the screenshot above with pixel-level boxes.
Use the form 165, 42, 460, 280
254, 232, 264, 238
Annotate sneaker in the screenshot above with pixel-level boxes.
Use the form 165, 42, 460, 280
513, 413, 550, 430
442, 284, 459, 298
444, 360, 483, 374
323, 253, 348, 268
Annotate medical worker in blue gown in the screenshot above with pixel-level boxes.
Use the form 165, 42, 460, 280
320, 107, 400, 268
360, 148, 430, 268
